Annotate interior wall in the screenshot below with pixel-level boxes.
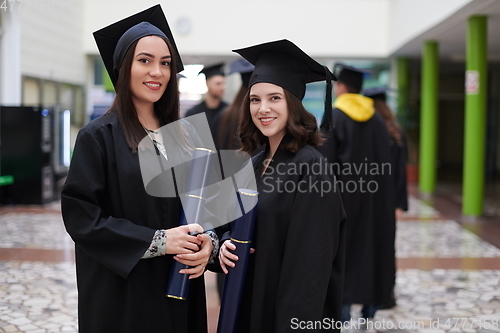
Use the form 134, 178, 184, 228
83, 0, 391, 58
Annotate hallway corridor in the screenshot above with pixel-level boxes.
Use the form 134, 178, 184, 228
0, 189, 500, 332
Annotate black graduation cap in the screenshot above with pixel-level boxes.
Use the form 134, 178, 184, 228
333, 64, 369, 92
229, 58, 254, 88
362, 86, 392, 101
232, 39, 337, 130
93, 4, 183, 88
199, 63, 225, 79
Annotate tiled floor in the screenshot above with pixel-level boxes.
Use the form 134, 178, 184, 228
1, 184, 500, 332
0, 261, 77, 333
438, 179, 500, 218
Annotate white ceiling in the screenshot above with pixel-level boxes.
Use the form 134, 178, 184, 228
392, 0, 500, 61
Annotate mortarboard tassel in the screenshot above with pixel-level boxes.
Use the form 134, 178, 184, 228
320, 65, 334, 131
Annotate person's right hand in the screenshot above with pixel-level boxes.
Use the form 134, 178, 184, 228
219, 241, 255, 274
165, 224, 204, 255
219, 240, 238, 274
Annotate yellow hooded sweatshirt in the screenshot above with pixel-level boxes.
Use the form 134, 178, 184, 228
333, 93, 375, 122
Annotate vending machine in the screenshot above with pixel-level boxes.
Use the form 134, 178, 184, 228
0, 106, 69, 205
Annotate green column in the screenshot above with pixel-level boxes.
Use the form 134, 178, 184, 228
463, 16, 487, 216
419, 41, 439, 193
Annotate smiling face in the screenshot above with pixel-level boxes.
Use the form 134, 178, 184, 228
249, 82, 288, 148
130, 35, 171, 109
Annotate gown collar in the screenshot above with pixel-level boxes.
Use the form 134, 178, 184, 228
253, 134, 294, 179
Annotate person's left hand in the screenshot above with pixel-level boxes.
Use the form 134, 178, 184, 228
173, 233, 214, 279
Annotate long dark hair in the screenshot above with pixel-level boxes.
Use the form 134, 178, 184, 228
217, 85, 247, 150
107, 36, 181, 152
239, 87, 324, 155
373, 99, 403, 146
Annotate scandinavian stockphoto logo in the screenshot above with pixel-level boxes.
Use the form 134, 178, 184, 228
137, 113, 257, 229
260, 158, 392, 196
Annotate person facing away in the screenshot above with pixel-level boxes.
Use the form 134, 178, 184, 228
362, 86, 409, 310
363, 87, 409, 216
316, 64, 396, 322
218, 39, 346, 333
184, 62, 228, 146
60, 5, 218, 333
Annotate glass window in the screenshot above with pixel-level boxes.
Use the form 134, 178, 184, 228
42, 81, 58, 107
23, 78, 40, 106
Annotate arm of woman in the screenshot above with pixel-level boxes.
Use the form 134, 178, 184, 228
142, 225, 206, 259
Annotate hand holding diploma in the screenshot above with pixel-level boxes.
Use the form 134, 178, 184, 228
136, 114, 258, 299
165, 224, 204, 255
175, 232, 214, 279
219, 240, 255, 274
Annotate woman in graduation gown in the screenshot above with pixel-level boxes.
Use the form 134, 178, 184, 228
363, 87, 409, 310
61, 6, 217, 333
363, 87, 408, 214
219, 39, 347, 332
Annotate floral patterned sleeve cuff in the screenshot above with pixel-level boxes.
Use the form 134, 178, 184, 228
141, 230, 167, 259
205, 230, 219, 265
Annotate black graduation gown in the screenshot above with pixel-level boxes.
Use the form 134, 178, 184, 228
233, 141, 346, 332
316, 108, 396, 306
391, 132, 408, 211
61, 112, 208, 333
185, 100, 228, 148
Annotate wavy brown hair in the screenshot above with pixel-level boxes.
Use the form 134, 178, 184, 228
107, 36, 181, 152
373, 99, 403, 146
239, 88, 324, 155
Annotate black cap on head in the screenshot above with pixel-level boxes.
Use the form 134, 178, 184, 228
93, 4, 183, 88
199, 63, 225, 79
362, 86, 392, 101
233, 39, 336, 100
233, 39, 336, 130
333, 64, 368, 92
229, 58, 255, 87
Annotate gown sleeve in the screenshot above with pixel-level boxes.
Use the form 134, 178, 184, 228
275, 170, 345, 331
142, 229, 168, 259
61, 129, 157, 279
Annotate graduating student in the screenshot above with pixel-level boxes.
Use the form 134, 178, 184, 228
61, 5, 217, 332
363, 86, 408, 214
316, 65, 396, 321
363, 86, 408, 309
219, 39, 346, 332
185, 63, 228, 142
